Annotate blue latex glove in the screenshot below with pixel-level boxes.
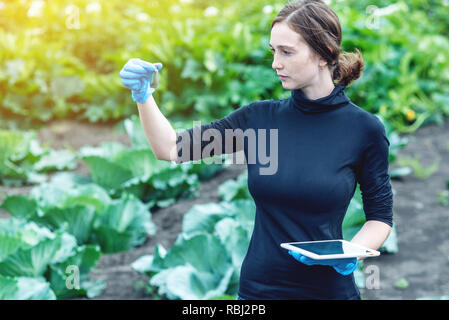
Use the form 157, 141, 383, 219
288, 250, 357, 276
120, 58, 163, 103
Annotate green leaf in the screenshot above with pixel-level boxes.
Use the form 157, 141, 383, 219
81, 156, 134, 191
0, 274, 18, 299
181, 58, 203, 81
51, 233, 78, 264
114, 148, 161, 178
3, 59, 26, 84
353, 261, 365, 289
0, 129, 32, 160
218, 172, 250, 201
123, 115, 151, 149
0, 195, 38, 220
0, 219, 52, 249
0, 233, 62, 277
155, 198, 177, 208
209, 294, 237, 300
33, 149, 77, 172
30, 177, 110, 214
49, 172, 92, 186
0, 275, 56, 300
42, 205, 96, 245
389, 166, 413, 178
0, 219, 78, 277
188, 159, 224, 181
131, 255, 154, 275
214, 218, 250, 268
50, 75, 85, 99
221, 200, 256, 231
342, 193, 365, 229
47, 245, 103, 299
394, 278, 409, 290
0, 233, 27, 262
148, 233, 235, 300
92, 193, 155, 253
379, 225, 398, 253
163, 233, 231, 275
417, 295, 449, 300
182, 203, 229, 236
78, 142, 128, 159
132, 244, 167, 276
91, 227, 138, 254
163, 265, 234, 300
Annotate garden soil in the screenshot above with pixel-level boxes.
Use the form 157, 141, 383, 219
0, 117, 448, 300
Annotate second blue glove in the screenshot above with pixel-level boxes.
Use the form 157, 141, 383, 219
288, 250, 357, 276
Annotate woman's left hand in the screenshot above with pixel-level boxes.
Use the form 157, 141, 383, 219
288, 250, 357, 276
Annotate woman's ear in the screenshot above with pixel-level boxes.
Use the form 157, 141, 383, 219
318, 59, 328, 70
310, 50, 327, 70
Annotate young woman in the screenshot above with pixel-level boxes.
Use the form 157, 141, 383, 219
119, 0, 393, 300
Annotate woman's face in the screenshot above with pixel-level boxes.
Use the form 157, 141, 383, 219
270, 22, 324, 90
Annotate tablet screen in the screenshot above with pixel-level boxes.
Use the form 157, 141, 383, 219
290, 240, 373, 256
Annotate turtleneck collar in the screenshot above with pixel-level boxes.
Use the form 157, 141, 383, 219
290, 84, 350, 114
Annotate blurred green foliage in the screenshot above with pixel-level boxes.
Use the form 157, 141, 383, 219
0, 0, 448, 133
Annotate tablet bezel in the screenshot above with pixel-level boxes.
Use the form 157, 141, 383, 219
280, 239, 380, 260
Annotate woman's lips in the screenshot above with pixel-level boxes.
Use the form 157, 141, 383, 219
279, 75, 288, 80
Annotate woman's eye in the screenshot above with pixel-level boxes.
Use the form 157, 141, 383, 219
270, 49, 291, 55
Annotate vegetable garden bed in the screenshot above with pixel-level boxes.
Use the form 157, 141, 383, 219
1, 117, 448, 299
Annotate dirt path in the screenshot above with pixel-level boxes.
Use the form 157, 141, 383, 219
1, 118, 448, 300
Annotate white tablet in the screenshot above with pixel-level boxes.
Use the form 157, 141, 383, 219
280, 239, 380, 260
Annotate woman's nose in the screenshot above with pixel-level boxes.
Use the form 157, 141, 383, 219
272, 57, 282, 70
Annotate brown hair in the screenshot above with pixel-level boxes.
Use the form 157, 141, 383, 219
271, 0, 364, 87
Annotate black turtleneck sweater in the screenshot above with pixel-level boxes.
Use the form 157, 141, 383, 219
175, 84, 394, 300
